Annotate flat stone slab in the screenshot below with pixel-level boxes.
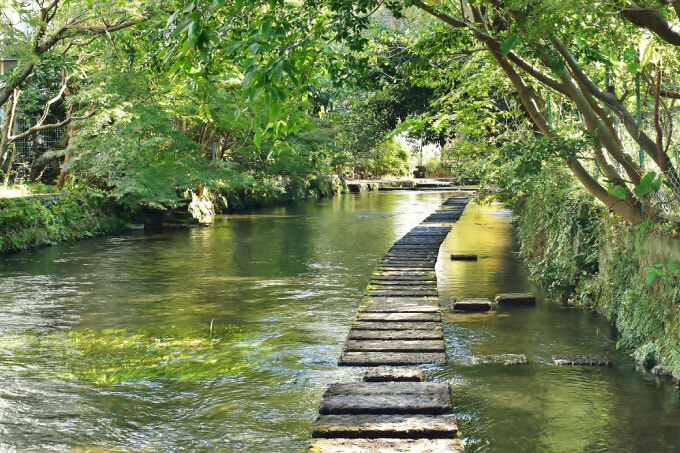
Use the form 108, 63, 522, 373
309, 437, 465, 452
369, 290, 439, 298
369, 286, 437, 293
363, 303, 440, 313
318, 382, 451, 414
345, 340, 445, 352
495, 293, 536, 305
450, 254, 478, 261
339, 351, 446, 366
364, 367, 423, 382
312, 414, 458, 438
372, 275, 436, 282
451, 299, 492, 312
348, 329, 443, 340
353, 321, 442, 331
552, 354, 612, 366
473, 354, 527, 365
370, 281, 437, 287
357, 312, 440, 322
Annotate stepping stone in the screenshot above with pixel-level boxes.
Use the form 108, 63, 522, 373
312, 414, 458, 438
363, 302, 440, 313
364, 367, 423, 382
318, 382, 451, 415
495, 293, 536, 305
552, 354, 612, 366
372, 275, 436, 281
367, 296, 440, 304
369, 290, 438, 297
369, 287, 438, 295
473, 354, 527, 365
357, 312, 441, 322
451, 298, 492, 312
353, 321, 441, 331
339, 351, 446, 366
450, 254, 478, 261
345, 340, 445, 352
370, 281, 437, 287
309, 437, 465, 452
347, 329, 443, 341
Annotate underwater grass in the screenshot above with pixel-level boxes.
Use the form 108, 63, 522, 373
0, 325, 253, 384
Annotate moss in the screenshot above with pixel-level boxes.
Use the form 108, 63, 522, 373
514, 170, 680, 374
0, 190, 126, 254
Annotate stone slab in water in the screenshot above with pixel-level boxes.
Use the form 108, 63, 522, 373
309, 437, 465, 452
363, 302, 440, 313
372, 275, 436, 282
347, 329, 443, 341
339, 351, 446, 366
495, 293, 536, 305
451, 299, 492, 312
357, 312, 441, 322
450, 254, 478, 261
345, 339, 445, 352
370, 280, 437, 287
364, 367, 423, 382
552, 354, 612, 366
473, 354, 527, 365
368, 290, 438, 298
318, 382, 451, 415
367, 296, 440, 304
353, 321, 441, 331
312, 414, 458, 438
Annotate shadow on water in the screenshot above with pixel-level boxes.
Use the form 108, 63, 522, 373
0, 194, 679, 451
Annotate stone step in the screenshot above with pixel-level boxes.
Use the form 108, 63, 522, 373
357, 312, 441, 322
450, 254, 478, 261
552, 354, 612, 366
364, 367, 423, 382
370, 280, 437, 287
312, 414, 458, 439
473, 354, 527, 365
347, 329, 443, 341
353, 321, 441, 330
309, 437, 465, 452
345, 340, 445, 352
368, 286, 438, 294
319, 382, 451, 415
368, 291, 439, 298
339, 351, 446, 366
451, 298, 492, 312
495, 293, 536, 305
371, 275, 436, 281
363, 302, 440, 313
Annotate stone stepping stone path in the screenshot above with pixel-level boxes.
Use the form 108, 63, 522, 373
552, 354, 612, 366
451, 298, 492, 312
495, 293, 536, 305
310, 196, 471, 452
472, 354, 528, 366
450, 254, 478, 261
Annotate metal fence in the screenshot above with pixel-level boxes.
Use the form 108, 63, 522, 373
9, 117, 64, 182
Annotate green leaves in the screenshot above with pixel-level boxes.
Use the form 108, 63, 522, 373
645, 262, 680, 286
633, 171, 662, 198
608, 184, 628, 200
501, 33, 521, 56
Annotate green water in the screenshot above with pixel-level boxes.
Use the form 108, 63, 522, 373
0, 191, 678, 451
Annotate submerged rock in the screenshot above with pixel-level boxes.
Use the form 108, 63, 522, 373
552, 354, 612, 366
473, 354, 527, 365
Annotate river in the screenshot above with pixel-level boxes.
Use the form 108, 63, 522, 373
0, 191, 679, 451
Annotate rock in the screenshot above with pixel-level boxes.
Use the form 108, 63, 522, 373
472, 354, 527, 365
318, 382, 452, 415
347, 329, 443, 341
451, 298, 492, 312
345, 340, 445, 352
309, 437, 465, 452
312, 414, 458, 438
450, 254, 478, 261
495, 293, 536, 305
364, 367, 424, 382
552, 354, 612, 366
357, 313, 441, 322
339, 351, 446, 366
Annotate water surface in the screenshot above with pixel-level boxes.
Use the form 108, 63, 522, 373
0, 192, 678, 451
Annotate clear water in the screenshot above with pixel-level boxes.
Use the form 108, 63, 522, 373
0, 191, 678, 452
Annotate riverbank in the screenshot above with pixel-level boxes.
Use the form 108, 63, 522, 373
511, 170, 680, 380
0, 174, 356, 254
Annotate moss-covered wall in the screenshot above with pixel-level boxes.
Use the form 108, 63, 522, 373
514, 171, 680, 376
0, 191, 125, 254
